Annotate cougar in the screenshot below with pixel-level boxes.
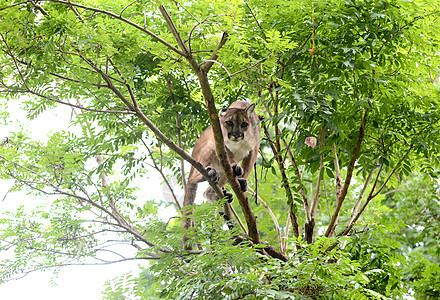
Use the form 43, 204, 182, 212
182, 101, 260, 237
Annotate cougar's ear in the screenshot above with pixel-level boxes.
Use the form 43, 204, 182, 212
219, 108, 228, 117
245, 103, 256, 118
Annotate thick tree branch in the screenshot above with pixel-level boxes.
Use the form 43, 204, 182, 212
333, 145, 342, 202
30, 0, 49, 15
133, 104, 248, 235
78, 39, 248, 234
193, 62, 260, 243
158, 5, 189, 55
233, 236, 288, 262
158, 5, 260, 244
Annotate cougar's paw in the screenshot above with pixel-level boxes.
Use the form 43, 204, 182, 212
238, 178, 247, 192
222, 188, 233, 203
231, 163, 244, 177
205, 166, 219, 183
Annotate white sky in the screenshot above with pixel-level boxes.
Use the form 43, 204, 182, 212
0, 261, 141, 300
0, 99, 183, 299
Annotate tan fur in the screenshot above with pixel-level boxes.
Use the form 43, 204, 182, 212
182, 101, 260, 232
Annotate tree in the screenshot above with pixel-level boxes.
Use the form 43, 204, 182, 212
1, 0, 439, 298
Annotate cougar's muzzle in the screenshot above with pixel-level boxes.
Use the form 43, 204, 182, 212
228, 131, 244, 142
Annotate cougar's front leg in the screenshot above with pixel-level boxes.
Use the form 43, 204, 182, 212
231, 162, 247, 192
236, 148, 259, 192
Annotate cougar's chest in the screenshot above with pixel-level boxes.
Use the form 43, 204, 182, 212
225, 138, 253, 163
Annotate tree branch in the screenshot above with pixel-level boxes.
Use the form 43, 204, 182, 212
30, 89, 134, 115
311, 126, 326, 219
41, 0, 185, 56
339, 169, 374, 250
0, 154, 158, 249
164, 73, 186, 189
158, 5, 260, 244
201, 31, 228, 74
284, 141, 311, 220
325, 109, 368, 237
247, 187, 282, 251
262, 123, 301, 243
340, 143, 414, 236
158, 5, 189, 55
78, 42, 239, 230
244, 1, 264, 33
333, 145, 342, 203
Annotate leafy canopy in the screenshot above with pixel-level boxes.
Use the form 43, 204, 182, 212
0, 0, 440, 299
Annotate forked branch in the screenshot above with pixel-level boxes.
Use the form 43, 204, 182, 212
341, 144, 414, 236
325, 109, 368, 237
201, 31, 229, 74
158, 5, 261, 244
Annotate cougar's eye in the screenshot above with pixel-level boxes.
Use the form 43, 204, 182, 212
226, 120, 234, 127
241, 122, 248, 128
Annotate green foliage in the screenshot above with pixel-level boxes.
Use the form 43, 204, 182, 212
410, 255, 440, 299
104, 234, 407, 299
1, 0, 440, 298
102, 271, 161, 300
0, 202, 96, 282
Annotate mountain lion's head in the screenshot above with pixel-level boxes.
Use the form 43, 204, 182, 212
219, 104, 256, 143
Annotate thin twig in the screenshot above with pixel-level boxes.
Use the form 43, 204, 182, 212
120, 0, 138, 17
244, 1, 264, 33
42, 0, 184, 55
247, 187, 282, 251
164, 73, 186, 189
